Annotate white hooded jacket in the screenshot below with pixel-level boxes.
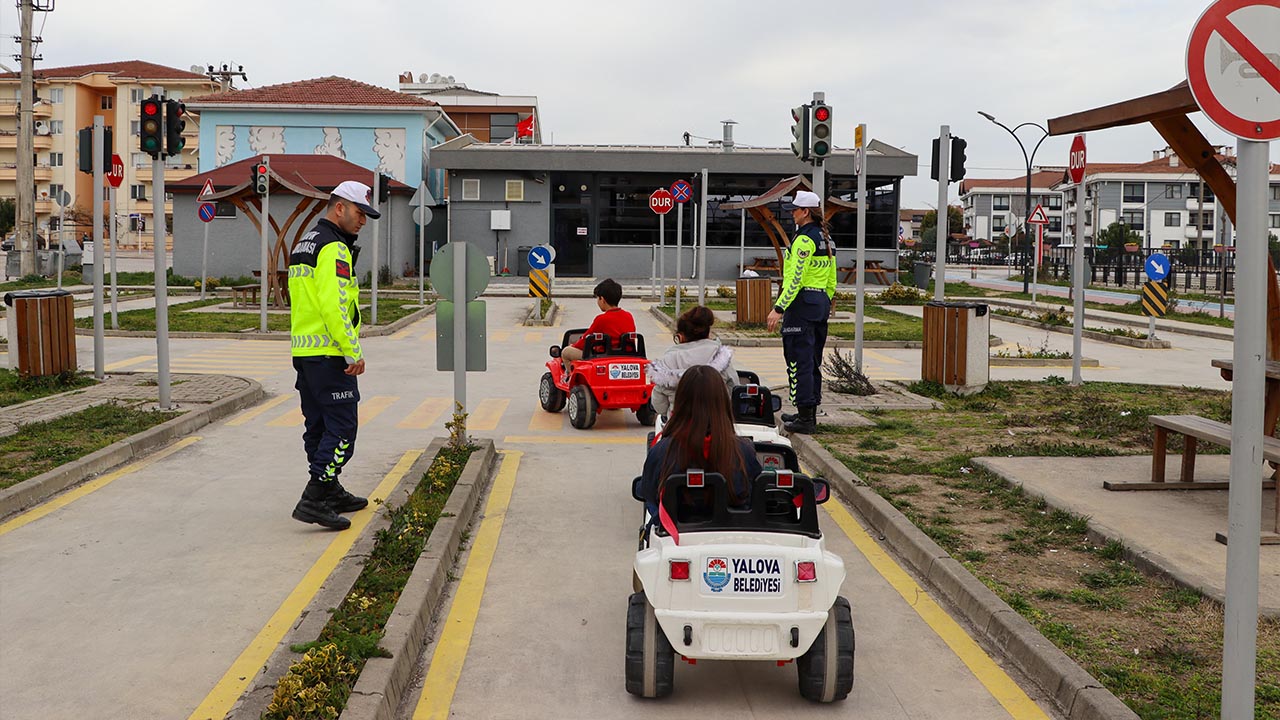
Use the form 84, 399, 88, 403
647, 337, 737, 415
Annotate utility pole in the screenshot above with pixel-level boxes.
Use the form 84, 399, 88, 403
204, 63, 247, 92
15, 0, 35, 275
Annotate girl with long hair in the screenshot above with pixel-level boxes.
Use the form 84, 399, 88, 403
647, 305, 737, 416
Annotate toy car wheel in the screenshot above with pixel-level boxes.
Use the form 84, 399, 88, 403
539, 372, 566, 413
625, 592, 674, 698
635, 401, 657, 427
567, 384, 597, 429
797, 595, 854, 702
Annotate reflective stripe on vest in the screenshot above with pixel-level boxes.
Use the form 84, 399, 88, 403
291, 334, 336, 350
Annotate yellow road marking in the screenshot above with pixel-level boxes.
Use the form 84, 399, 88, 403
823, 501, 1051, 719
390, 328, 415, 340
502, 435, 644, 445
104, 355, 154, 371
412, 451, 522, 720
266, 407, 305, 428
359, 395, 399, 424
863, 349, 905, 365
526, 409, 564, 432
187, 450, 422, 720
490, 330, 511, 343
225, 394, 293, 427
0, 437, 202, 536
523, 331, 543, 344
419, 330, 437, 342
468, 398, 509, 432
398, 397, 451, 430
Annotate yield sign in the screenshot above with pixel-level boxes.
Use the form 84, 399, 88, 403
1027, 204, 1050, 225
1186, 0, 1280, 140
198, 178, 216, 199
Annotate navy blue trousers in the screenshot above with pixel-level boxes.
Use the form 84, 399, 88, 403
781, 290, 830, 408
293, 357, 360, 484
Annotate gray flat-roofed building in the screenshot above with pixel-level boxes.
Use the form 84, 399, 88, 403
430, 136, 917, 279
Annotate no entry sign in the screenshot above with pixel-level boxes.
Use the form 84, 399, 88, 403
1186, 0, 1280, 140
649, 188, 674, 215
1068, 134, 1087, 184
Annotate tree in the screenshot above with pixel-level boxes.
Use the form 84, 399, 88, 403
1093, 222, 1141, 262
0, 198, 13, 236
921, 206, 964, 237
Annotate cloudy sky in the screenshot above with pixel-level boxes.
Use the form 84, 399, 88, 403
14, 0, 1279, 208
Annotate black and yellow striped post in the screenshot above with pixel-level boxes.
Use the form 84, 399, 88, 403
529, 268, 550, 298
1141, 280, 1169, 317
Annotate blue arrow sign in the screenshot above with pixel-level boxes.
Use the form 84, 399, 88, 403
528, 246, 552, 270
1145, 253, 1170, 282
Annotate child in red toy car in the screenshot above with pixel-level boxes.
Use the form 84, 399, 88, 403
561, 278, 635, 374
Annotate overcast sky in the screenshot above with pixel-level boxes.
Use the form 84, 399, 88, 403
14, 0, 1280, 208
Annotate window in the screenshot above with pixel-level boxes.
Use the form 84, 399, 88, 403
215, 201, 237, 218
100, 96, 113, 110
461, 178, 480, 200
1048, 217, 1062, 232
1048, 195, 1062, 210
992, 195, 1009, 211
48, 88, 63, 103
131, 152, 148, 167
1272, 185, 1280, 201
1270, 214, 1280, 229
1121, 210, 1145, 230
164, 192, 174, 202
1165, 212, 1181, 227
505, 180, 524, 202
131, 120, 140, 135
1189, 182, 1216, 202
48, 152, 62, 167
130, 184, 147, 201
1066, 189, 1076, 204
1123, 183, 1144, 203
49, 119, 63, 135
48, 183, 63, 200
489, 113, 518, 143
992, 215, 1006, 232
1189, 211, 1215, 229
130, 88, 144, 103
1167, 183, 1183, 199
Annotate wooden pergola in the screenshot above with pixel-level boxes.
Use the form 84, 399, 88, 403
719, 175, 858, 267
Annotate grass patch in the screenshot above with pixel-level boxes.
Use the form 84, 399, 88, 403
0, 368, 96, 407
74, 294, 426, 333
266, 440, 478, 720
0, 403, 178, 488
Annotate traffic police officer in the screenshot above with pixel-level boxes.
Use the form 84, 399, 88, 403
766, 190, 836, 434
288, 180, 379, 530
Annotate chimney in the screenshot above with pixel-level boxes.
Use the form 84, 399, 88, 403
1169, 152, 1179, 168
721, 119, 737, 153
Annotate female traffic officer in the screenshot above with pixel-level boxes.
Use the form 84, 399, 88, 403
766, 189, 836, 434
641, 365, 763, 515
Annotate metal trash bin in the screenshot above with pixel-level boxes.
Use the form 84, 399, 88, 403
516, 246, 534, 277
922, 301, 988, 395
735, 276, 773, 325
4, 289, 77, 377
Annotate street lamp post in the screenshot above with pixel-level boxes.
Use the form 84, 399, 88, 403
979, 111, 1048, 294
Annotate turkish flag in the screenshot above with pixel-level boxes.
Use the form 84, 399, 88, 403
516, 114, 535, 138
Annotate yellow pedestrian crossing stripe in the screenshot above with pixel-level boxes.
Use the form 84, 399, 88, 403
527, 409, 564, 432
226, 393, 293, 427
105, 355, 155, 371
397, 398, 451, 430
469, 398, 510, 432
359, 396, 398, 424
266, 407, 305, 428
523, 331, 544, 344
491, 330, 511, 343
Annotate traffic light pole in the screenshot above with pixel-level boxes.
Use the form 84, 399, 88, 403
854, 124, 867, 374
151, 87, 171, 410
260, 156, 270, 333
92, 116, 105, 380
371, 173, 380, 326
934, 126, 950, 301
697, 168, 708, 305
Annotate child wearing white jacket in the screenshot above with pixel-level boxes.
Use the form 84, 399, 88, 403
649, 305, 738, 416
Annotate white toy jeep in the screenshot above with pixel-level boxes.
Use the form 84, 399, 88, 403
627, 466, 855, 702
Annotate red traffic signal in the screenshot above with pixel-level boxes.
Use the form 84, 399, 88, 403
141, 99, 160, 116
813, 106, 830, 122
252, 162, 269, 195
139, 96, 164, 157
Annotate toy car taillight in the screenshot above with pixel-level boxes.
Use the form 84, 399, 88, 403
796, 561, 817, 583
669, 560, 690, 581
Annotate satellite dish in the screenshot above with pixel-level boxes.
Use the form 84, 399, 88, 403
189, 65, 204, 74
446, 75, 455, 83
429, 73, 441, 83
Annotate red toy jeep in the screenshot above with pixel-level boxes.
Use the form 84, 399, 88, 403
540, 329, 657, 429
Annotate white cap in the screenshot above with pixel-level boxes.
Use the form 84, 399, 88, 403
784, 190, 821, 210
331, 180, 381, 218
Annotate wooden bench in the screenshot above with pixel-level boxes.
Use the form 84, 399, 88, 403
839, 260, 891, 286
231, 284, 259, 308
741, 256, 780, 276
1118, 414, 1280, 489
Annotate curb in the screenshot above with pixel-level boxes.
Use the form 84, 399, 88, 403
0, 377, 264, 520
789, 434, 1140, 720
990, 357, 1100, 368
647, 304, 925, 349
70, 305, 435, 341
224, 439, 498, 720
972, 295, 1231, 342
522, 300, 560, 326
990, 312, 1172, 349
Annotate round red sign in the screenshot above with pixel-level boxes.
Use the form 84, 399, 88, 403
107, 154, 125, 188
1068, 134, 1087, 184
649, 188, 675, 215
1186, 0, 1280, 141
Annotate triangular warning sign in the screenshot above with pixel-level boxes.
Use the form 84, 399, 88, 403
1027, 204, 1049, 225
199, 179, 216, 199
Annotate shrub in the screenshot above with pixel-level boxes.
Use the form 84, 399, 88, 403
875, 282, 926, 304
715, 285, 735, 298
823, 349, 877, 395
263, 643, 357, 720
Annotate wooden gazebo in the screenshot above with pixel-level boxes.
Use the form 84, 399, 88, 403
719, 175, 858, 268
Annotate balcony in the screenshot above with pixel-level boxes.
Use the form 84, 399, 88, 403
0, 164, 53, 181
0, 131, 52, 150
1186, 198, 1216, 211
0, 99, 52, 118
135, 163, 198, 184
1185, 225, 1215, 239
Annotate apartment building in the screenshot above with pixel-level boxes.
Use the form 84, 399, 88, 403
397, 72, 539, 144
899, 208, 928, 243
1053, 147, 1280, 251
0, 61, 220, 247
959, 169, 1066, 248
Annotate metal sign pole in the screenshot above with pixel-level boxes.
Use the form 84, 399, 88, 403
371, 173, 380, 326
659, 213, 665, 305
698, 168, 708, 305
1222, 137, 1268, 719
1071, 177, 1086, 386
109, 185, 118, 329
934, 125, 950, 301
151, 86, 170, 409
1032, 224, 1043, 306
200, 216, 209, 300
453, 241, 467, 424
418, 182, 426, 306
92, 116, 105, 380
675, 203, 684, 317
259, 156, 270, 334
854, 123, 867, 373
738, 208, 745, 281
56, 200, 64, 290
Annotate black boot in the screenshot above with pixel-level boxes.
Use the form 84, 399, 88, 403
325, 479, 368, 514
781, 406, 819, 424
292, 479, 351, 530
784, 406, 817, 435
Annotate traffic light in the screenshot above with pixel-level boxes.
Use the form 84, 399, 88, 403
251, 160, 269, 195
809, 102, 833, 162
789, 104, 810, 161
165, 100, 186, 157
377, 173, 392, 203
930, 138, 940, 181
77, 126, 113, 174
949, 137, 967, 182
139, 96, 163, 158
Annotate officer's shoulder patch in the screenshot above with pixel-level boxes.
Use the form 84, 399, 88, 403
797, 247, 811, 259
336, 259, 351, 279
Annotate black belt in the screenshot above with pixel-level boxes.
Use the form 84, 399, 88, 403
800, 287, 827, 292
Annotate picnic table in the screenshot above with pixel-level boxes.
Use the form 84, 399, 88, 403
741, 256, 780, 276
839, 260, 891, 286
251, 270, 290, 308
